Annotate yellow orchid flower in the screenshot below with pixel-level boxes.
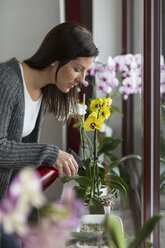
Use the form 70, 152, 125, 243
100, 107, 110, 120
107, 97, 113, 107
84, 112, 104, 131
90, 98, 103, 112
88, 111, 97, 118
102, 96, 113, 108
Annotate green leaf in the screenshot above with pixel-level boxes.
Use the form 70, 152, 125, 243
118, 164, 130, 184
61, 175, 91, 187
104, 214, 126, 248
160, 170, 165, 183
78, 167, 87, 177
98, 137, 122, 155
160, 183, 165, 192
109, 174, 128, 199
128, 213, 164, 248
83, 158, 92, 169
67, 232, 98, 246
160, 136, 165, 158
71, 231, 98, 241
108, 153, 119, 162
73, 122, 81, 128
160, 170, 165, 192
125, 236, 135, 247
145, 241, 154, 248
160, 156, 165, 164
89, 198, 105, 214
111, 105, 123, 115
74, 185, 87, 200
110, 154, 141, 170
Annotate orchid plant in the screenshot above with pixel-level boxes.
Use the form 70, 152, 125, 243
69, 212, 164, 248
83, 96, 112, 201
85, 53, 165, 204
64, 54, 165, 214
0, 167, 86, 248
86, 54, 165, 100
88, 54, 165, 194
0, 168, 163, 248
62, 96, 141, 214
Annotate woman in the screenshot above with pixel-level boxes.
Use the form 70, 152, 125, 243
0, 21, 98, 247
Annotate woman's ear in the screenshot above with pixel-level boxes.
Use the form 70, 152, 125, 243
50, 62, 59, 74
51, 61, 59, 67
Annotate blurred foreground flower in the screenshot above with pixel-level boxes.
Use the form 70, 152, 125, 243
0, 167, 86, 248
0, 168, 45, 235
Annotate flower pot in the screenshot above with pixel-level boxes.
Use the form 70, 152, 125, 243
76, 214, 124, 248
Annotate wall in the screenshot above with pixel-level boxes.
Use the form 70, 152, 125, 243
93, 0, 122, 62
0, 0, 61, 61
0, 0, 65, 200
93, 0, 123, 156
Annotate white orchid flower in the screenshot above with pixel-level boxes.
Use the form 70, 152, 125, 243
76, 103, 87, 116
9, 167, 45, 208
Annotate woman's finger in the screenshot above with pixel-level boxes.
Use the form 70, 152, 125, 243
53, 150, 78, 177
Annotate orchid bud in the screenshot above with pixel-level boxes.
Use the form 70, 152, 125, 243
83, 80, 89, 87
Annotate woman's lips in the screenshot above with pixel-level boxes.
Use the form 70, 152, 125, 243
68, 84, 74, 88
68, 83, 78, 88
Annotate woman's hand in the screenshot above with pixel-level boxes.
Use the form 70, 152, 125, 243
53, 149, 79, 177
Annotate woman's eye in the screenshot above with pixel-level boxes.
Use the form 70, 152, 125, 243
74, 68, 81, 72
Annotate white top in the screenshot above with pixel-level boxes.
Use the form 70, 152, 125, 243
19, 63, 43, 138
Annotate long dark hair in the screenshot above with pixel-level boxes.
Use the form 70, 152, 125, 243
24, 22, 99, 120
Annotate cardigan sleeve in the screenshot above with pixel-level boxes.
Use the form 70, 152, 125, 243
0, 62, 59, 170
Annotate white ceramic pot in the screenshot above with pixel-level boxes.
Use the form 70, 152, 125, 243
76, 214, 124, 248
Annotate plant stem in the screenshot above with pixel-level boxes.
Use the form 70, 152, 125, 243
80, 125, 94, 159
81, 126, 86, 160
82, 94, 86, 160
94, 130, 99, 195
93, 129, 98, 198
84, 130, 94, 152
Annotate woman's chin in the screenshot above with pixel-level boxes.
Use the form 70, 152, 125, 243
60, 88, 71, 93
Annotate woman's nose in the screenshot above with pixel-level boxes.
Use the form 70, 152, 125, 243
77, 72, 86, 84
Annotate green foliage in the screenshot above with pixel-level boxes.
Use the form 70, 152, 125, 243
89, 198, 105, 214
110, 105, 123, 115
128, 213, 164, 248
67, 231, 98, 246
98, 137, 122, 155
74, 185, 87, 199
71, 231, 98, 241
104, 214, 126, 248
160, 170, 165, 192
64, 97, 142, 214
160, 136, 165, 159
61, 175, 91, 187
69, 213, 164, 248
109, 154, 142, 171
61, 136, 141, 214
108, 173, 128, 200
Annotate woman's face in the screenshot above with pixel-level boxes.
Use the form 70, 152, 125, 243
52, 57, 94, 93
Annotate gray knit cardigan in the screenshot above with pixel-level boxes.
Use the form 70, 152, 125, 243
0, 58, 59, 199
